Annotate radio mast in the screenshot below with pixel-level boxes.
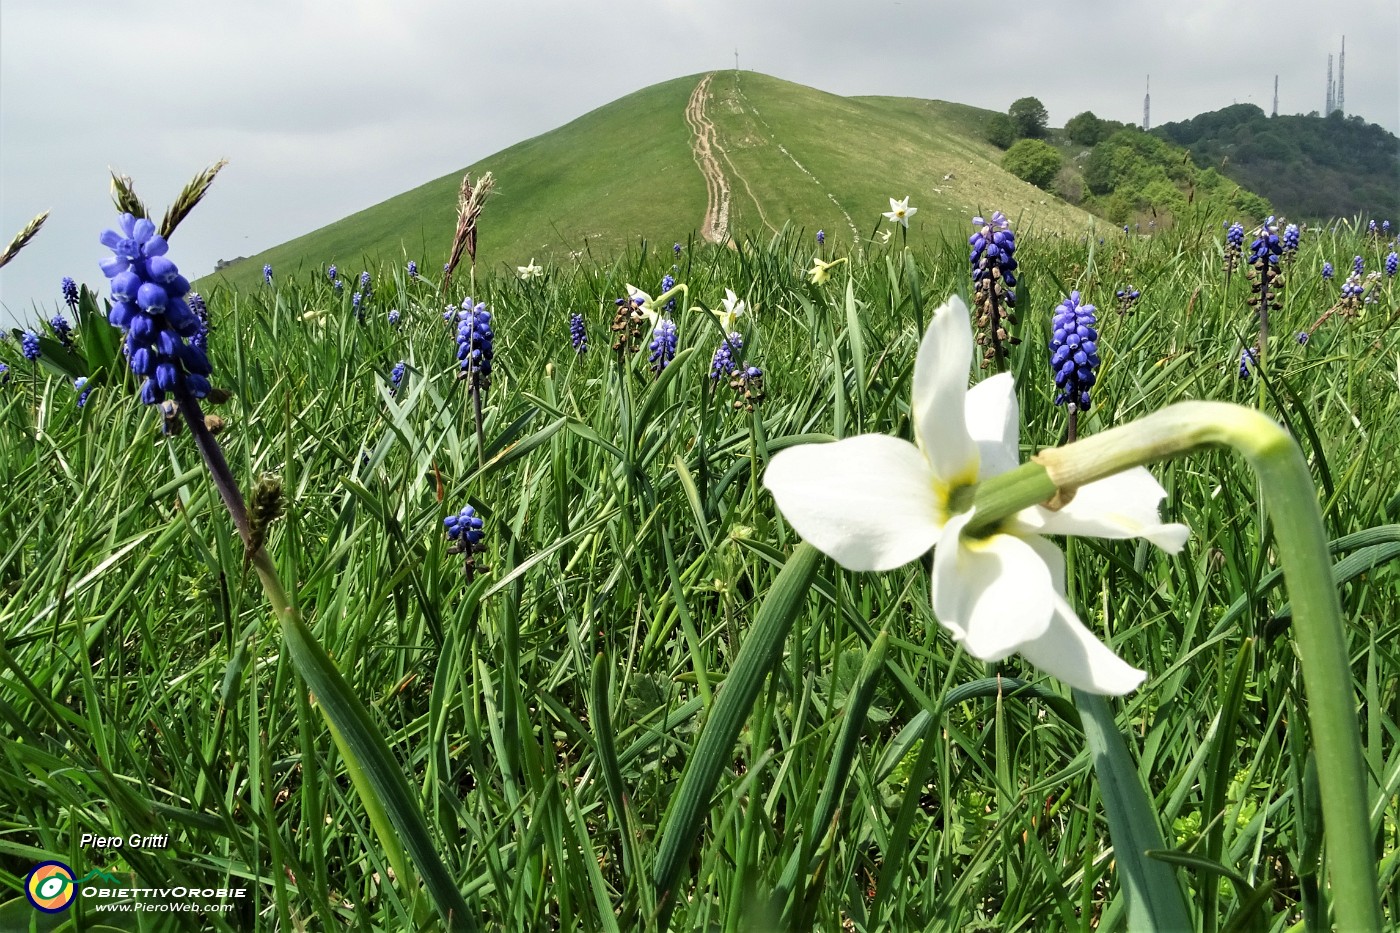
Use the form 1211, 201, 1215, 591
1142, 75, 1150, 130
1337, 36, 1345, 115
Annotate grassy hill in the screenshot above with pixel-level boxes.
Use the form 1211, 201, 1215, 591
204, 72, 1100, 292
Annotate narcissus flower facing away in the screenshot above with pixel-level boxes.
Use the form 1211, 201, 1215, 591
763, 296, 1188, 695
883, 196, 917, 228
517, 258, 543, 280
808, 256, 847, 285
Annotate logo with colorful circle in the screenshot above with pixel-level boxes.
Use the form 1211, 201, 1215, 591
25, 861, 76, 913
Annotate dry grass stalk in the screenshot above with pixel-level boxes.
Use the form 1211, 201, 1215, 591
110, 171, 149, 220
161, 159, 229, 239
0, 210, 50, 270
443, 170, 494, 290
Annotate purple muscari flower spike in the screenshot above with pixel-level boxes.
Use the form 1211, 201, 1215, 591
569, 313, 587, 354
1115, 286, 1141, 314
443, 303, 457, 322
408, 260, 418, 279
1296, 331, 1309, 346
444, 503, 487, 580
263, 263, 273, 284
74, 376, 91, 407
21, 331, 41, 361
969, 210, 1020, 370
387, 309, 401, 328
1353, 255, 1364, 276
1239, 347, 1258, 378
455, 299, 495, 392
98, 212, 211, 405
49, 314, 74, 351
0, 362, 9, 385
1384, 220, 1392, 236
816, 229, 825, 245
673, 242, 682, 255
728, 365, 765, 411
359, 270, 372, 296
334, 278, 344, 293
1322, 261, 1334, 280
1048, 292, 1100, 435
1386, 252, 1398, 278
660, 273, 676, 312
390, 360, 406, 396
1281, 223, 1299, 256
710, 332, 743, 379
352, 292, 363, 321
61, 276, 79, 311
649, 318, 678, 374
1341, 272, 1365, 301
327, 264, 338, 282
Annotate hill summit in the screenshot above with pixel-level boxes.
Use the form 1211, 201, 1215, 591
209, 72, 1099, 290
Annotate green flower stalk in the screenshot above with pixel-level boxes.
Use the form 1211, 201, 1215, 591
970, 401, 1382, 932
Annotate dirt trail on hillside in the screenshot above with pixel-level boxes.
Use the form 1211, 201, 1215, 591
685, 74, 730, 244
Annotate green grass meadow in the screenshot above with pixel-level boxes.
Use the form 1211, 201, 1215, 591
2, 213, 1399, 931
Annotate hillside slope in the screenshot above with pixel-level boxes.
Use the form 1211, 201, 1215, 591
206, 72, 1100, 292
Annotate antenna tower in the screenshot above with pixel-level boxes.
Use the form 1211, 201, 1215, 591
1272, 75, 1278, 117
1142, 75, 1150, 130
1337, 36, 1345, 115
1326, 54, 1334, 114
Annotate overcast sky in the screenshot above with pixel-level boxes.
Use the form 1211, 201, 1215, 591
2, 0, 1397, 326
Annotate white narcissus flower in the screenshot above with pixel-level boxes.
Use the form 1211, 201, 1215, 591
762, 295, 1188, 695
883, 196, 917, 228
718, 288, 747, 330
518, 258, 543, 280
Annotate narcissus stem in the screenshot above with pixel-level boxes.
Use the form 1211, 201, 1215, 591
968, 400, 1380, 932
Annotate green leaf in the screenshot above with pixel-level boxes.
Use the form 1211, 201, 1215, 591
1076, 690, 1192, 932
651, 542, 821, 928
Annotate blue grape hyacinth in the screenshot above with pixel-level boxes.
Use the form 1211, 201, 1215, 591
969, 211, 1019, 368
21, 330, 41, 361
456, 300, 495, 391
649, 318, 678, 374
263, 263, 273, 284
660, 273, 676, 312
387, 309, 401, 329
1386, 252, 1398, 277
1282, 223, 1299, 256
327, 264, 337, 282
1239, 347, 1258, 378
710, 332, 743, 379
1353, 255, 1364, 276
390, 360, 406, 396
445, 503, 487, 579
444, 505, 484, 545
569, 313, 587, 355
49, 314, 74, 351
74, 376, 91, 407
61, 276, 79, 311
98, 212, 212, 405
1322, 261, 1334, 280
0, 362, 8, 385
408, 260, 418, 279
816, 229, 825, 245
1048, 291, 1100, 412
